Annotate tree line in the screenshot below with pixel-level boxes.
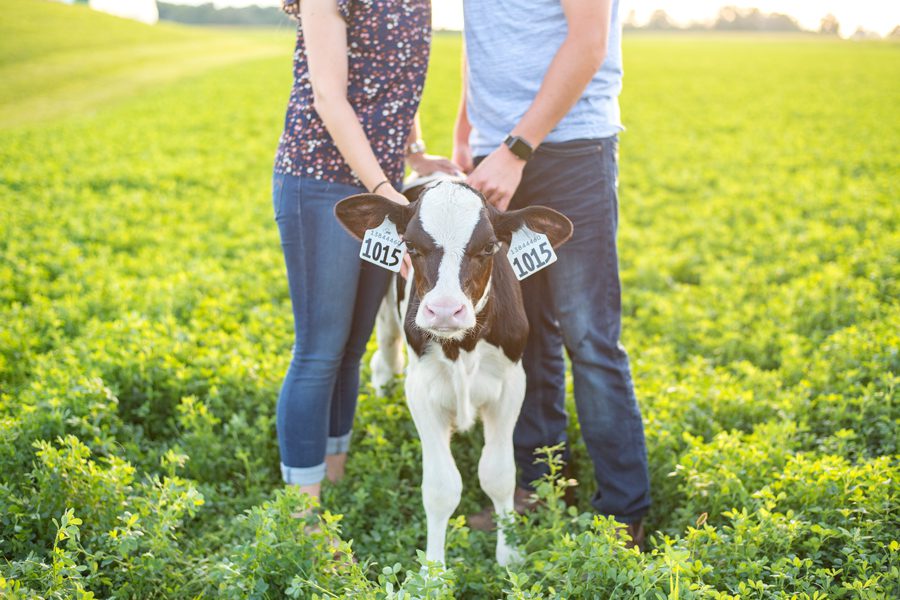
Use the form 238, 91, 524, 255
157, 2, 293, 27
627, 6, 896, 38
156, 2, 897, 38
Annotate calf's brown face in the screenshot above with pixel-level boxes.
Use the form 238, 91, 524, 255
335, 181, 572, 339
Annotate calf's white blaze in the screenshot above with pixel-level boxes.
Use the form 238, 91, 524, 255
415, 182, 484, 333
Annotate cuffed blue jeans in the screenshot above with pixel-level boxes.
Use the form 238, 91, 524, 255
273, 174, 391, 485
480, 136, 651, 523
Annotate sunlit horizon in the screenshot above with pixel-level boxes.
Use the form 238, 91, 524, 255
175, 0, 900, 38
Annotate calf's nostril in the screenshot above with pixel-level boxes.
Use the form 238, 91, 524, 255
422, 300, 468, 324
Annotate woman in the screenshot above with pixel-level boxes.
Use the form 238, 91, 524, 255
274, 0, 457, 504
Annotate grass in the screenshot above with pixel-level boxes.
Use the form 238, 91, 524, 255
0, 0, 294, 128
1, 1, 898, 598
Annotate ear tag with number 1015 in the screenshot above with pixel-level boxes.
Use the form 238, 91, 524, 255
507, 225, 557, 280
360, 217, 406, 272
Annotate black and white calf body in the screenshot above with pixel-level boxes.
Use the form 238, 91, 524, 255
335, 180, 572, 565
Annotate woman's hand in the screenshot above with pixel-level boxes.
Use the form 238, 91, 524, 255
406, 152, 463, 177
377, 185, 409, 206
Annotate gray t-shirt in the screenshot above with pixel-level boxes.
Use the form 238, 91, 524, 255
463, 0, 623, 156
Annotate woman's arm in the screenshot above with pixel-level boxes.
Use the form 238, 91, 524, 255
301, 0, 407, 204
405, 112, 462, 176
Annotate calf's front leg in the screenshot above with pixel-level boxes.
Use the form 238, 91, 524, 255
406, 375, 461, 565
478, 364, 526, 566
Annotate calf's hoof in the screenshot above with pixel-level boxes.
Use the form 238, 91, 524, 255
496, 543, 522, 567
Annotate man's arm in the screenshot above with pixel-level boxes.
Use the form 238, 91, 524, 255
452, 49, 473, 173
466, 0, 613, 210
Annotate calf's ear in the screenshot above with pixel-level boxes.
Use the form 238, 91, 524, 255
334, 194, 412, 241
492, 206, 573, 249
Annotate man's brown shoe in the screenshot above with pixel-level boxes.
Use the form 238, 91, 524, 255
621, 520, 645, 551
467, 487, 540, 531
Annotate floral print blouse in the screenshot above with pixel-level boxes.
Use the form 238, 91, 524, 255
275, 0, 432, 187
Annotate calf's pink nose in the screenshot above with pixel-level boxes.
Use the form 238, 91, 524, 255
423, 299, 466, 327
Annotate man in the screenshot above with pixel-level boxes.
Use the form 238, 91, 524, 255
454, 0, 651, 547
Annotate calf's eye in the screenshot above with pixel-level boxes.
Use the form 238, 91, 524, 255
406, 243, 421, 257
480, 241, 501, 256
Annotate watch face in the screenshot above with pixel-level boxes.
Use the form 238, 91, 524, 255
506, 136, 533, 161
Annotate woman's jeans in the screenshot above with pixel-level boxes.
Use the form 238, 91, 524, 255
273, 174, 391, 485
479, 137, 652, 523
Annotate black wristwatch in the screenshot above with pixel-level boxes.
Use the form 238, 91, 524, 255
503, 135, 535, 162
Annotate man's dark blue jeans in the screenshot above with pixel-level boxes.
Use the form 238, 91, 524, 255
480, 136, 651, 523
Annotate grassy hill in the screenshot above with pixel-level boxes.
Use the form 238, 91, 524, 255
0, 0, 294, 128
1, 1, 898, 598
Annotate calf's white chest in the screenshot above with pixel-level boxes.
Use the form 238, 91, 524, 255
406, 339, 519, 432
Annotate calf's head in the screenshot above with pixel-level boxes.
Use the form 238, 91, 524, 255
335, 181, 572, 339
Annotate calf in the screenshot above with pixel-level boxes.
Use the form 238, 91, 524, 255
334, 180, 572, 566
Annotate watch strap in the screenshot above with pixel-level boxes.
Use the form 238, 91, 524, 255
504, 135, 534, 161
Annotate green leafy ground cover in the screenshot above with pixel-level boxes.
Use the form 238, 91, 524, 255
1, 1, 898, 597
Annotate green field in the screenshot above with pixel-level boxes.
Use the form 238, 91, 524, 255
1, 1, 898, 597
